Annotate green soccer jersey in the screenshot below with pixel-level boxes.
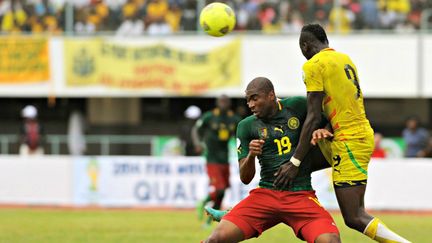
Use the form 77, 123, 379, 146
236, 97, 314, 191
196, 109, 242, 164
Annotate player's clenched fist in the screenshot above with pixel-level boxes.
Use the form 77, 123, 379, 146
248, 139, 265, 157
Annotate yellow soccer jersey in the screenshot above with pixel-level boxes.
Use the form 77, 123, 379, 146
302, 48, 373, 140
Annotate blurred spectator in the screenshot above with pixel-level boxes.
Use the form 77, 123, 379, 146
146, 0, 172, 35
372, 133, 387, 158
1, 0, 431, 34
180, 0, 197, 31
116, 0, 144, 36
19, 105, 44, 156
361, 0, 380, 29
1, 0, 27, 32
75, 7, 96, 33
180, 105, 202, 156
257, 3, 279, 33
402, 116, 429, 157
329, 3, 354, 33
165, 2, 182, 32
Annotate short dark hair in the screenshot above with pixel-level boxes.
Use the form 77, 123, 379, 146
248, 77, 274, 94
301, 24, 329, 44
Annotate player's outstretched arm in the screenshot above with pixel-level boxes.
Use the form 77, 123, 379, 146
239, 139, 263, 184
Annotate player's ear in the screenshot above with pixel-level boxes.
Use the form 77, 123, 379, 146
268, 90, 275, 101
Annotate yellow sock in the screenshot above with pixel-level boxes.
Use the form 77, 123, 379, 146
363, 218, 411, 243
364, 218, 379, 239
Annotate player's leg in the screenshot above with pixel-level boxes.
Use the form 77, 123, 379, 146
335, 185, 410, 243
212, 163, 230, 210
204, 188, 281, 242
332, 139, 411, 243
280, 190, 340, 243
197, 162, 221, 221
334, 184, 372, 231
204, 219, 244, 243
314, 233, 340, 243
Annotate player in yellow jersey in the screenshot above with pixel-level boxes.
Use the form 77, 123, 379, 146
273, 24, 411, 243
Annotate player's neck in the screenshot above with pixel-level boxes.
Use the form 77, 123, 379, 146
316, 44, 330, 53
265, 103, 279, 120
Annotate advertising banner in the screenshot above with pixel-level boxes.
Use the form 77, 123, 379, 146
0, 37, 50, 83
65, 38, 241, 95
73, 156, 259, 208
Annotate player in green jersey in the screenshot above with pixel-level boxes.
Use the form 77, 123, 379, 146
193, 95, 242, 224
203, 77, 340, 243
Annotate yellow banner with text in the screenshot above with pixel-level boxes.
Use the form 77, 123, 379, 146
65, 38, 241, 95
0, 37, 50, 83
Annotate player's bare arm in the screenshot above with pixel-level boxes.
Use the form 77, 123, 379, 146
239, 139, 263, 184
191, 123, 204, 154
274, 91, 324, 188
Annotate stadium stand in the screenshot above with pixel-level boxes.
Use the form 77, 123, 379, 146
1, 0, 432, 34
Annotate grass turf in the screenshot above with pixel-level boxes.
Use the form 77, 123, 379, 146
0, 208, 429, 243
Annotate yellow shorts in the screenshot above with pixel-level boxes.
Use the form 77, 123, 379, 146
318, 134, 374, 187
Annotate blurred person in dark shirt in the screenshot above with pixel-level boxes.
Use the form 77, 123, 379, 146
402, 116, 429, 157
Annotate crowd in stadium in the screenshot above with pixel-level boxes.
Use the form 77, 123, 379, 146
1, 0, 431, 35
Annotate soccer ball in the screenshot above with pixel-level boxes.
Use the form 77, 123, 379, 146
199, 2, 236, 37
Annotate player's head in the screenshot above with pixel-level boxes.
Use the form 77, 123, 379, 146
299, 23, 329, 60
245, 77, 277, 119
216, 94, 231, 112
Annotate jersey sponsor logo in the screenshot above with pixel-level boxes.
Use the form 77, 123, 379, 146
287, 117, 300, 130
274, 126, 284, 134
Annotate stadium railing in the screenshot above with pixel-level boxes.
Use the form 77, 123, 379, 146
0, 134, 155, 155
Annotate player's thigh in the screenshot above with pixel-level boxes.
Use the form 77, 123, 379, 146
223, 188, 281, 239
315, 233, 341, 243
306, 145, 331, 172
300, 219, 340, 243
207, 163, 230, 190
206, 219, 244, 243
279, 191, 339, 242
331, 138, 374, 186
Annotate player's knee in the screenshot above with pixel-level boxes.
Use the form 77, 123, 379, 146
206, 229, 229, 243
343, 216, 364, 231
314, 233, 341, 243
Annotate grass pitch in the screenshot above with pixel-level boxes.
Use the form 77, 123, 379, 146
0, 208, 429, 243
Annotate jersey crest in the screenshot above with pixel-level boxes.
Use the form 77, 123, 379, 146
288, 117, 300, 130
